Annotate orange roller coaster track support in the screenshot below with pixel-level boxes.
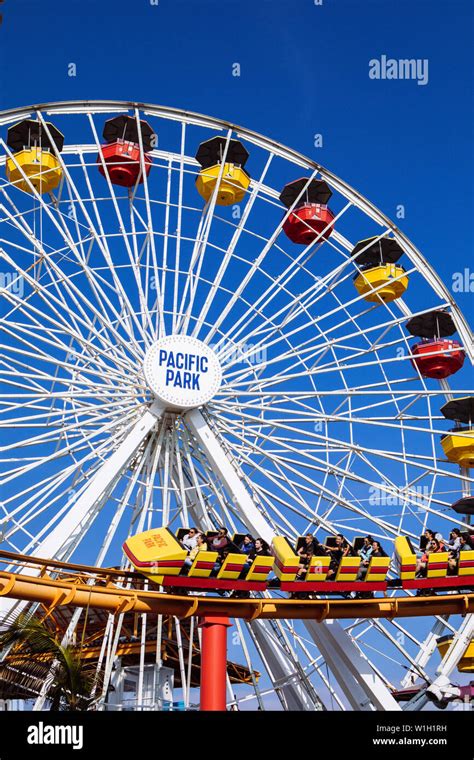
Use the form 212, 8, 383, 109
0, 569, 473, 621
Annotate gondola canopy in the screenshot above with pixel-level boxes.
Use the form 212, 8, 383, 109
7, 119, 64, 153
195, 136, 249, 170
450, 496, 474, 516
279, 177, 332, 208
102, 115, 155, 151
351, 237, 404, 266
441, 396, 474, 424
406, 310, 457, 339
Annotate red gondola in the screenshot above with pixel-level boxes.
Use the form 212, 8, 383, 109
283, 203, 335, 244
280, 178, 335, 244
410, 339, 465, 379
98, 140, 152, 187
97, 115, 154, 187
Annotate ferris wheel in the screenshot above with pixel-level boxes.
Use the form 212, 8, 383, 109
0, 100, 472, 712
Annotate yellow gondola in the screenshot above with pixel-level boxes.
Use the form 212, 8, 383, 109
6, 148, 62, 194
441, 429, 474, 467
195, 162, 250, 205
353, 264, 408, 303
436, 635, 474, 673
195, 136, 251, 206
6, 119, 64, 195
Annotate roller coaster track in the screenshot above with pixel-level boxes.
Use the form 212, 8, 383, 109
0, 551, 472, 622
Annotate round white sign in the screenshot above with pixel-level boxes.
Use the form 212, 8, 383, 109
143, 335, 222, 410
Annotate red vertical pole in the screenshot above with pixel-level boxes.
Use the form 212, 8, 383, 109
199, 615, 231, 711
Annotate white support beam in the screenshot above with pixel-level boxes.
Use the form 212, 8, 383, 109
304, 620, 400, 711
0, 402, 164, 622
250, 619, 324, 710
185, 407, 401, 711
185, 408, 276, 542
401, 617, 449, 688
186, 408, 324, 710
436, 614, 473, 678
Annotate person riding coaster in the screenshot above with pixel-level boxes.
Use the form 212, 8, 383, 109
122, 525, 474, 599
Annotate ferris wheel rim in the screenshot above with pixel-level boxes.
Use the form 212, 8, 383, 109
0, 98, 471, 359
0, 99, 472, 711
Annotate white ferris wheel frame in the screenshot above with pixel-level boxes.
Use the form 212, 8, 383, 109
0, 100, 472, 712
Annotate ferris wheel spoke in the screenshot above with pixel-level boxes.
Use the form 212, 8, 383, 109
209, 414, 395, 538
225, 422, 467, 526
207, 186, 347, 350
277, 620, 346, 710
0, 242, 143, 376
95, 438, 160, 569
169, 121, 187, 334
38, 113, 151, 351
217, 253, 362, 355
0, 398, 142, 491
212, 412, 454, 539
186, 441, 242, 532
124, 190, 157, 340
128, 432, 164, 537
205, 170, 320, 348
213, 400, 449, 444
0, 397, 135, 431
0, 422, 123, 520
74, 155, 151, 348
219, 260, 419, 380
0, 332, 136, 392
222, 319, 411, 403
0, 403, 164, 633
192, 153, 274, 340
220, 302, 449, 387
121, 109, 165, 335
212, 239, 370, 360
132, 106, 168, 338
178, 130, 235, 336
1, 155, 145, 363
0, 424, 134, 549
174, 208, 209, 332
178, 431, 216, 529
156, 158, 173, 338
211, 215, 355, 355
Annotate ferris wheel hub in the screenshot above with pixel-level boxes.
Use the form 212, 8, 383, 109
143, 335, 222, 411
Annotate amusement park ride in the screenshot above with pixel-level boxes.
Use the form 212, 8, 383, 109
0, 101, 472, 712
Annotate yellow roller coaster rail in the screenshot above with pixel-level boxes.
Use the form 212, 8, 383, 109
0, 551, 472, 621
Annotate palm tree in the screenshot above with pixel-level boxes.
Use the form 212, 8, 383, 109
0, 613, 97, 710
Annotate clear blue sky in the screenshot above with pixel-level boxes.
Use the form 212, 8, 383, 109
1, 0, 473, 317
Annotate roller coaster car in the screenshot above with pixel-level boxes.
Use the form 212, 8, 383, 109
123, 527, 187, 582
123, 528, 274, 593
394, 536, 474, 591
122, 530, 474, 597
